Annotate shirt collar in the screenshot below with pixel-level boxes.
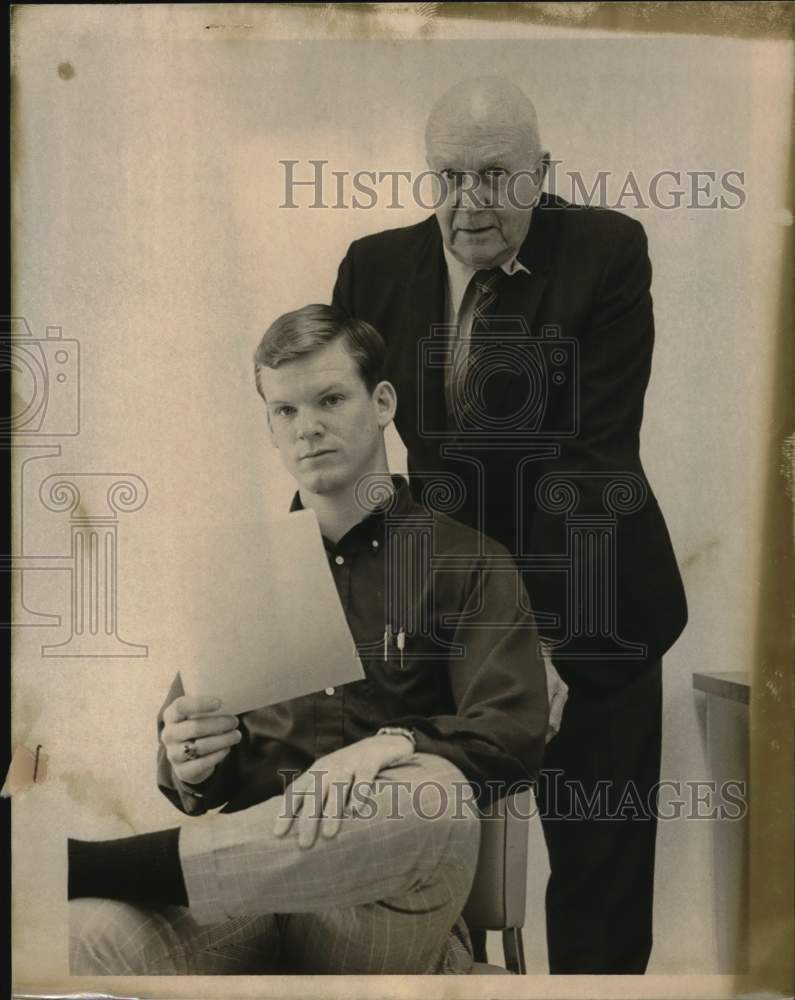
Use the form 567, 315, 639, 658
289, 475, 418, 549
442, 241, 532, 316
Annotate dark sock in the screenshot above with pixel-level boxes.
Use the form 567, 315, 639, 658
68, 827, 188, 908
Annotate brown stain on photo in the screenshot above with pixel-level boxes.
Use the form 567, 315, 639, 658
681, 535, 721, 571
57, 61, 75, 80
59, 770, 138, 833
11, 687, 44, 747
292, 2, 793, 41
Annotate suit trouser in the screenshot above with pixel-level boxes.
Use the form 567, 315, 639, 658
69, 753, 481, 975
536, 657, 663, 974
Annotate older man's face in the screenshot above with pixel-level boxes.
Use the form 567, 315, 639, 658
426, 128, 543, 270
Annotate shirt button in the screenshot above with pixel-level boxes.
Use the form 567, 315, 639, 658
324, 686, 335, 696
334, 555, 344, 565
371, 540, 379, 549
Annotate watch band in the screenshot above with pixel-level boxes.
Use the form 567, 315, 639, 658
375, 726, 416, 753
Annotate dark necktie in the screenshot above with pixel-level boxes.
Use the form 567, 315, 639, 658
446, 268, 503, 428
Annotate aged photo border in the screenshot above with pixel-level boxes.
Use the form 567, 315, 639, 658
7, 3, 794, 999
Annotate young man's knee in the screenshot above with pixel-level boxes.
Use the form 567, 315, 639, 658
412, 772, 476, 825
411, 753, 478, 811
377, 753, 480, 854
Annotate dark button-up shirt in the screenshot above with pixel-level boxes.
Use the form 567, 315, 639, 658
157, 476, 548, 813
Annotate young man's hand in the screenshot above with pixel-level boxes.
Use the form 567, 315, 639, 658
273, 733, 414, 850
161, 695, 242, 785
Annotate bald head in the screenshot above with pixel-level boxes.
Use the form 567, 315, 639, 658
424, 76, 548, 269
425, 76, 542, 161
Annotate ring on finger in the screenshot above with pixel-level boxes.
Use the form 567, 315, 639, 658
183, 739, 200, 762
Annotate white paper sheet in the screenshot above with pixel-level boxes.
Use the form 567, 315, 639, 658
176, 508, 364, 715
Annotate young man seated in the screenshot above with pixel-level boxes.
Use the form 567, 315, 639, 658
68, 304, 550, 975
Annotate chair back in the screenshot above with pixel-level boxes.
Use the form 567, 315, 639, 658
463, 788, 532, 930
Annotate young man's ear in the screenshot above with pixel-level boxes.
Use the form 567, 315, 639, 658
373, 380, 398, 428
264, 404, 279, 448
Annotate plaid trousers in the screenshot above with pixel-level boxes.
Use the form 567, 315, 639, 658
70, 753, 481, 975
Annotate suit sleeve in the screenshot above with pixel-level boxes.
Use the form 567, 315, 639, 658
525, 217, 686, 667
562, 217, 654, 476
331, 240, 357, 316
156, 673, 237, 816
383, 560, 549, 804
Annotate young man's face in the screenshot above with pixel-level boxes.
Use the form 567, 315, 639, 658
260, 338, 396, 498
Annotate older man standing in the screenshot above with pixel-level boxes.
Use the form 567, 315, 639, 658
332, 76, 688, 973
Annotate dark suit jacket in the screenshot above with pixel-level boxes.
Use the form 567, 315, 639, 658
332, 194, 687, 677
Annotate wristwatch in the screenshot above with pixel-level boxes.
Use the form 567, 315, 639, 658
375, 726, 416, 753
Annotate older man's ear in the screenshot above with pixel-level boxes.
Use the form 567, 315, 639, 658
536, 151, 551, 187
536, 149, 551, 188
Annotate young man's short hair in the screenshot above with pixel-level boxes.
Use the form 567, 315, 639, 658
254, 304, 386, 399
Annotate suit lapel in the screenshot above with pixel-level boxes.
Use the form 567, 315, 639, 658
401, 218, 447, 439
512, 192, 559, 329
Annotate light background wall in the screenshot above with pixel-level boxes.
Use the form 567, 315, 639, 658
10, 5, 793, 988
